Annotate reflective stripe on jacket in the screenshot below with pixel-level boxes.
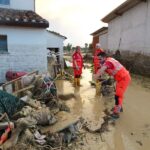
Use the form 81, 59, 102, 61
105, 57, 123, 76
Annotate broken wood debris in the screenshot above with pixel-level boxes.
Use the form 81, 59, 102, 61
0, 69, 117, 150
0, 72, 84, 150
40, 111, 80, 134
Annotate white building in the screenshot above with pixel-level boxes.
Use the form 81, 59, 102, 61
46, 30, 67, 66
0, 0, 49, 82
0, 0, 35, 10
101, 0, 150, 54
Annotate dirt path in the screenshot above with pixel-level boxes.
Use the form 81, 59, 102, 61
56, 68, 150, 150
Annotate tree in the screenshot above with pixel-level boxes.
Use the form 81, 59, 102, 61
66, 43, 72, 53
88, 43, 93, 52
84, 43, 88, 53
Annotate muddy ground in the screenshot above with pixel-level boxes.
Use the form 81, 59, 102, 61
56, 67, 150, 150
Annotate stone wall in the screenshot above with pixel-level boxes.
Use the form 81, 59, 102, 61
113, 51, 150, 77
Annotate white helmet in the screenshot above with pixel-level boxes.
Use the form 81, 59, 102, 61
96, 43, 101, 48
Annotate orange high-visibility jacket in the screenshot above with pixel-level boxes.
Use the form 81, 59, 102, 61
93, 48, 104, 73
104, 57, 131, 106
72, 51, 83, 76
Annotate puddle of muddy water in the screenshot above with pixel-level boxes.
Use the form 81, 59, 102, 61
56, 68, 105, 123
55, 67, 150, 150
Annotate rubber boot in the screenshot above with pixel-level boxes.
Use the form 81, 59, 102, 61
74, 78, 78, 87
110, 113, 120, 119
113, 105, 121, 113
61, 69, 64, 76
77, 78, 81, 86
111, 106, 123, 112
110, 105, 121, 119
95, 80, 101, 95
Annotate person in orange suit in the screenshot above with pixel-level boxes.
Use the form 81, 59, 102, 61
93, 43, 104, 94
93, 43, 104, 74
94, 52, 131, 119
72, 46, 83, 86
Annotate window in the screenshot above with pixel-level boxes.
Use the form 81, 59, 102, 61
0, 35, 8, 52
0, 0, 10, 5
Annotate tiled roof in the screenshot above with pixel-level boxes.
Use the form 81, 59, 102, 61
47, 30, 67, 39
90, 27, 108, 36
0, 8, 49, 28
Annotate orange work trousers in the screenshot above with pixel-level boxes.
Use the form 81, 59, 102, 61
115, 68, 131, 107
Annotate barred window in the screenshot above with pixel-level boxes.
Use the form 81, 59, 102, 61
0, 35, 8, 52
0, 0, 10, 5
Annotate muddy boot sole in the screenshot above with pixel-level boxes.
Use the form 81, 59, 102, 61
111, 107, 123, 113
110, 113, 120, 120
120, 107, 123, 112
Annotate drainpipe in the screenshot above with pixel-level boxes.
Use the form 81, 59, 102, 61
34, 0, 35, 12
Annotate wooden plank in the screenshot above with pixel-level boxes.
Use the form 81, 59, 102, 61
2, 70, 38, 90
14, 81, 19, 92
40, 111, 80, 134
13, 85, 34, 96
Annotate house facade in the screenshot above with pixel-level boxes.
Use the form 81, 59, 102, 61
46, 30, 67, 66
102, 0, 150, 54
90, 27, 108, 54
0, 0, 35, 10
0, 0, 49, 82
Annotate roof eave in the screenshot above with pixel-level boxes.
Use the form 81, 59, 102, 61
101, 0, 146, 23
90, 27, 108, 36
0, 21, 49, 28
47, 30, 67, 39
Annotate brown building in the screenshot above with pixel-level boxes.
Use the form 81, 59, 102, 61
90, 27, 108, 54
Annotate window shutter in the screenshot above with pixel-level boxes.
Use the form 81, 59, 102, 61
0, 35, 8, 52
0, 0, 10, 5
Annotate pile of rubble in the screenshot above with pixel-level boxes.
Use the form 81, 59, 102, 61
0, 73, 83, 150
0, 70, 117, 150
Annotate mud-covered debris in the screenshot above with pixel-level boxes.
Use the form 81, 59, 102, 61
103, 109, 111, 116
101, 78, 115, 96
58, 101, 70, 112
24, 129, 34, 142
84, 110, 114, 134
46, 99, 70, 112
131, 132, 134, 135
0, 117, 35, 150
40, 111, 80, 134
58, 93, 76, 100
54, 71, 73, 81
83, 118, 104, 133
33, 75, 57, 102
0, 90, 25, 118
16, 116, 37, 128
46, 133, 63, 148
136, 140, 143, 146
31, 108, 57, 126
34, 131, 46, 145
4, 129, 35, 150
61, 124, 78, 144
12, 106, 33, 119
45, 118, 84, 147
21, 96, 41, 109
99, 116, 110, 133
